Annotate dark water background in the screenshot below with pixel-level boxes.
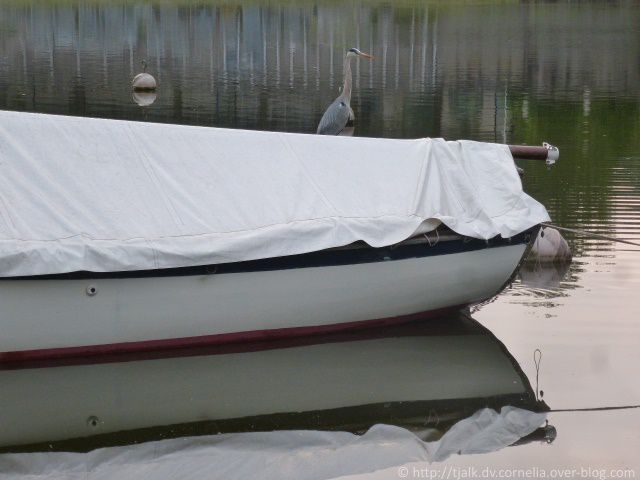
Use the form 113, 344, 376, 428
0, 0, 639, 473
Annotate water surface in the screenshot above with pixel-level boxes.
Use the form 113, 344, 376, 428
0, 0, 639, 474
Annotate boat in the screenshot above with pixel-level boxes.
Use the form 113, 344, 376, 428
1, 225, 540, 366
0, 111, 557, 366
0, 313, 551, 452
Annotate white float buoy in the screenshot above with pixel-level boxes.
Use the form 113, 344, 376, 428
132, 60, 157, 92
529, 226, 572, 262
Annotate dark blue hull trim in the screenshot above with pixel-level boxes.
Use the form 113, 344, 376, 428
9, 226, 540, 280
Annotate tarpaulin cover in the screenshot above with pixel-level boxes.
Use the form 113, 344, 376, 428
0, 407, 546, 480
0, 110, 549, 277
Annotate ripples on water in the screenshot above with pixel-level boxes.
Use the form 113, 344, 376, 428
0, 0, 639, 472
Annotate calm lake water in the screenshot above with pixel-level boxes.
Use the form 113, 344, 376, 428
0, 0, 639, 476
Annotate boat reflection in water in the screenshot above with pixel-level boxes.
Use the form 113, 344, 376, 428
0, 313, 553, 453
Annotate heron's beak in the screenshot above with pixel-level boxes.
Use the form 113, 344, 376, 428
359, 52, 374, 60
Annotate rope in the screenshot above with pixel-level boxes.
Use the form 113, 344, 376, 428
541, 223, 640, 247
549, 405, 640, 413
423, 228, 440, 247
530, 349, 640, 413
534, 349, 543, 401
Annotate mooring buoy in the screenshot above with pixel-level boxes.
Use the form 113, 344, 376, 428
132, 60, 157, 92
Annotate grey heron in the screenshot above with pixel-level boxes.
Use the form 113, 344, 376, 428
316, 48, 373, 135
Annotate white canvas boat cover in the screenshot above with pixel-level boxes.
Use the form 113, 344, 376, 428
0, 110, 549, 277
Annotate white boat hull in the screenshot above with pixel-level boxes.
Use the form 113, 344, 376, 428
0, 234, 532, 364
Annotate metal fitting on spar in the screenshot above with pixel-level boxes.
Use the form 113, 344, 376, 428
543, 142, 560, 165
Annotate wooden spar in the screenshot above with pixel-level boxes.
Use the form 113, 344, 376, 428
509, 145, 548, 160
508, 143, 559, 164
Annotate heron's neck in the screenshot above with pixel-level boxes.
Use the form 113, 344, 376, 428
341, 55, 353, 103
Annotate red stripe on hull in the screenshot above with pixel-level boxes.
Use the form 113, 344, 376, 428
0, 305, 465, 369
